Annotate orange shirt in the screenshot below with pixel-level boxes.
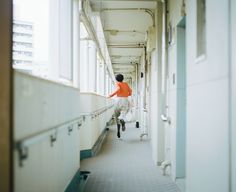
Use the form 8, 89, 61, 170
109, 82, 132, 97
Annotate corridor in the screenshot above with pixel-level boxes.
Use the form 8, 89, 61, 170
81, 123, 180, 192
0, 0, 236, 192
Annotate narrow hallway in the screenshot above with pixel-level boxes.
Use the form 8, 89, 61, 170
80, 123, 180, 192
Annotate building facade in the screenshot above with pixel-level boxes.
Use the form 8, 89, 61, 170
12, 20, 33, 73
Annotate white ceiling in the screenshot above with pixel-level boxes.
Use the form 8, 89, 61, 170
90, 0, 157, 78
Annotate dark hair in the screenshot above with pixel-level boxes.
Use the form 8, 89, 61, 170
115, 74, 124, 82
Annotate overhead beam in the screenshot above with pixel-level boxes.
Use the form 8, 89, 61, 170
108, 43, 145, 47
113, 70, 135, 73
101, 8, 155, 26
109, 46, 144, 49
112, 62, 138, 65
111, 55, 140, 58
104, 29, 145, 35
113, 65, 135, 69
91, 0, 159, 2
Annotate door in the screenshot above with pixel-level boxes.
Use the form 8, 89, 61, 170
231, 0, 236, 191
176, 17, 186, 178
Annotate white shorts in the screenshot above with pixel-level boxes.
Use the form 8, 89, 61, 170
114, 97, 130, 122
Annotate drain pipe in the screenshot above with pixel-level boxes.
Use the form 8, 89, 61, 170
160, 160, 171, 175
163, 0, 168, 87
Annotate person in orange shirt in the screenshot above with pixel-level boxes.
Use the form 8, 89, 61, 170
108, 74, 132, 138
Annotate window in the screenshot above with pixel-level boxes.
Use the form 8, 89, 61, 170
13, 0, 49, 76
88, 40, 97, 92
105, 72, 110, 96
196, 0, 206, 57
96, 54, 103, 95
79, 22, 89, 92
79, 7, 114, 95
13, 0, 74, 84
58, 0, 72, 81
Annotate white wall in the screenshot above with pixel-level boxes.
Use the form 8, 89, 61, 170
14, 71, 81, 192
79, 93, 113, 150
80, 92, 111, 113
14, 71, 80, 140
166, 1, 231, 191
166, 0, 183, 179
186, 0, 230, 192
231, 0, 236, 191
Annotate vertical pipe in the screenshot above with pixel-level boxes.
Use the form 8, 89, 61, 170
86, 40, 89, 92
143, 46, 147, 110
162, 0, 168, 93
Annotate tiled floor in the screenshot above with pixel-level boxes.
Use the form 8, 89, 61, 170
80, 123, 180, 192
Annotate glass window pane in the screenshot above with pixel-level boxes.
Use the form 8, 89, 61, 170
59, 0, 72, 81
13, 0, 49, 77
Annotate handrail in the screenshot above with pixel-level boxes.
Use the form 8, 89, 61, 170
80, 104, 114, 118
15, 104, 114, 167
15, 116, 84, 167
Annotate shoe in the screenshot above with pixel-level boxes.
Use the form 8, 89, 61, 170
117, 131, 120, 138
120, 119, 126, 131
117, 124, 121, 138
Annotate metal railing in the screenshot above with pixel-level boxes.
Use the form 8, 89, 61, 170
15, 104, 114, 167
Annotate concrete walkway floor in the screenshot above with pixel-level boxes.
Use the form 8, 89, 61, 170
80, 123, 181, 192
